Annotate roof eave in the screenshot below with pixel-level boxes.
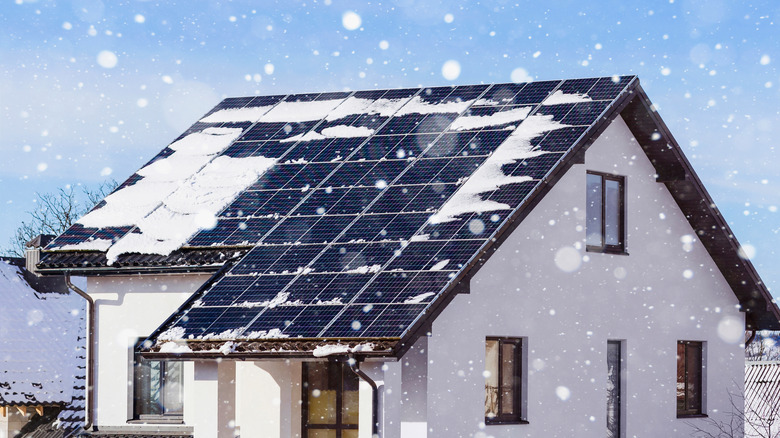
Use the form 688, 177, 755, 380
619, 84, 780, 330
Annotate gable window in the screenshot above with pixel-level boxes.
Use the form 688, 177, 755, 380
133, 351, 183, 420
677, 341, 705, 417
586, 171, 626, 253
485, 337, 526, 424
303, 361, 359, 438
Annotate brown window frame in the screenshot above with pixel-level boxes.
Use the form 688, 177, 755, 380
302, 361, 360, 437
677, 341, 706, 417
586, 171, 627, 254
131, 345, 184, 422
485, 337, 526, 425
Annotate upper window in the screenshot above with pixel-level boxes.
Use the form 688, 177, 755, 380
133, 351, 184, 420
485, 337, 525, 424
677, 341, 704, 417
586, 171, 626, 253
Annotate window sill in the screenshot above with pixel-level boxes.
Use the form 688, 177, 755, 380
128, 417, 185, 425
485, 419, 529, 425
586, 246, 629, 256
677, 414, 708, 419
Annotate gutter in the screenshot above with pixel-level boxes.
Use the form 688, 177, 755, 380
745, 329, 757, 347
65, 273, 95, 432
348, 356, 379, 437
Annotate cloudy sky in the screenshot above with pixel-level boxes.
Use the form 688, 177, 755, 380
2, 1, 779, 295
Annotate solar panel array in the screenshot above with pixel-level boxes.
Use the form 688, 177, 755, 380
53, 76, 636, 344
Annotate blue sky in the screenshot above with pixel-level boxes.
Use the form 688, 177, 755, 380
2, 1, 779, 295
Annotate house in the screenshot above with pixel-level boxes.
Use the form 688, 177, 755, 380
0, 241, 85, 438
35, 76, 780, 437
744, 361, 780, 438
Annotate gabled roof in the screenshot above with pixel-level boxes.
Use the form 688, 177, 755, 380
38, 76, 780, 359
0, 259, 85, 434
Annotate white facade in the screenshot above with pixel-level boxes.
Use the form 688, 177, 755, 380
87, 115, 748, 437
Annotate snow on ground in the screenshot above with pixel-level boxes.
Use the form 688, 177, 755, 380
429, 114, 567, 223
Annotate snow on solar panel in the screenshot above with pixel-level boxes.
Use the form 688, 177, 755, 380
44, 77, 636, 349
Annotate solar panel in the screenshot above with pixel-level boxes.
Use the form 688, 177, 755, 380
44, 77, 637, 349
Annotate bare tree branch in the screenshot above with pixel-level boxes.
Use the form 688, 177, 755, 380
2, 180, 117, 257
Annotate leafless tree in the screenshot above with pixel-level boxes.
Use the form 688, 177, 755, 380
687, 384, 780, 438
3, 181, 116, 257
746, 331, 780, 361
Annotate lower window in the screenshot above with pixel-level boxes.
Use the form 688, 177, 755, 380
677, 341, 704, 416
302, 361, 359, 438
485, 337, 525, 424
133, 352, 183, 419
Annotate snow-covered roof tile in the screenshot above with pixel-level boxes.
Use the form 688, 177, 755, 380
0, 259, 85, 432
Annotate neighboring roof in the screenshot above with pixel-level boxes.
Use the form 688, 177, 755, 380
38, 76, 780, 359
745, 361, 780, 436
0, 258, 85, 435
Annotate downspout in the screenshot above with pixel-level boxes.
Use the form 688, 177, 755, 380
348, 356, 379, 438
745, 329, 757, 347
65, 273, 94, 431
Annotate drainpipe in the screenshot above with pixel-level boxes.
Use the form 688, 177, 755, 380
745, 329, 757, 347
65, 273, 94, 431
348, 356, 379, 438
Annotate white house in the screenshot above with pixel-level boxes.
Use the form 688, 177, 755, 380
37, 76, 780, 438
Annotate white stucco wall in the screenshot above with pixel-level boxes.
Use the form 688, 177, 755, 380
88, 273, 210, 427
422, 115, 746, 437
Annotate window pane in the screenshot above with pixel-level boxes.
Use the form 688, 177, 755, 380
607, 341, 621, 438
163, 361, 184, 415
605, 179, 621, 245
500, 342, 516, 415
134, 360, 155, 417
307, 430, 337, 438
485, 340, 499, 418
342, 365, 360, 425
306, 363, 338, 425
148, 361, 163, 415
677, 342, 686, 412
685, 344, 702, 413
586, 173, 603, 246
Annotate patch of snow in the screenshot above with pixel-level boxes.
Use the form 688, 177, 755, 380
260, 98, 346, 123
404, 292, 436, 304
542, 90, 593, 105
429, 114, 567, 223
395, 95, 474, 116
158, 326, 186, 341
78, 128, 242, 230
105, 155, 276, 263
410, 234, 430, 242
234, 291, 299, 309
313, 344, 351, 357
200, 105, 275, 123
312, 342, 375, 357
321, 125, 374, 138
55, 238, 113, 252
218, 341, 236, 355
246, 328, 289, 339
325, 96, 411, 121
158, 341, 193, 353
345, 264, 382, 274
315, 297, 344, 305
449, 106, 532, 131
430, 259, 450, 271
199, 328, 244, 341
280, 131, 326, 143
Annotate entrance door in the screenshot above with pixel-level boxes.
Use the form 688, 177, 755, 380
607, 340, 622, 438
303, 362, 359, 438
